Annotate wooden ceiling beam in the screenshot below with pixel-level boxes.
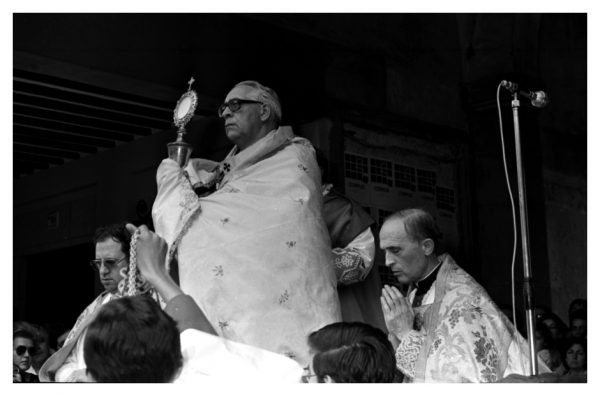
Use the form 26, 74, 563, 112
14, 151, 65, 165
14, 133, 99, 154
14, 125, 116, 149
14, 114, 136, 142
14, 143, 81, 160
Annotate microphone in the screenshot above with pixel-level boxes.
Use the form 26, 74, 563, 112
501, 80, 550, 108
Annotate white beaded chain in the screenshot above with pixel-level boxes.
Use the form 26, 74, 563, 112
118, 228, 160, 302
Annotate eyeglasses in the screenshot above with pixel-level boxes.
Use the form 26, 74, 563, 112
218, 98, 263, 118
89, 257, 127, 270
15, 346, 36, 356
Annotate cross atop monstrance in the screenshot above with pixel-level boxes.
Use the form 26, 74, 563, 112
187, 77, 195, 91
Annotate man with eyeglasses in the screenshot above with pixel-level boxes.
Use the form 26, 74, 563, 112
152, 80, 341, 367
13, 329, 39, 383
39, 222, 132, 382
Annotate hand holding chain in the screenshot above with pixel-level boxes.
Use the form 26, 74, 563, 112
118, 228, 160, 303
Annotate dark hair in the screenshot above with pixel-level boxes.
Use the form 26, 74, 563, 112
93, 222, 131, 259
18, 322, 50, 345
538, 312, 568, 338
312, 336, 396, 383
385, 209, 443, 253
13, 321, 36, 335
570, 309, 586, 323
308, 321, 388, 353
13, 329, 35, 343
84, 295, 182, 382
308, 322, 397, 383
569, 298, 586, 319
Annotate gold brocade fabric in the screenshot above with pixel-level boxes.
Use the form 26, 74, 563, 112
397, 254, 546, 382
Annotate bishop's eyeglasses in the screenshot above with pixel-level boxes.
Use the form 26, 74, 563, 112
218, 99, 263, 118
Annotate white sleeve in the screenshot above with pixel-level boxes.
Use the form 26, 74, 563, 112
332, 227, 376, 285
54, 330, 87, 382
347, 227, 375, 267
152, 158, 200, 246
395, 330, 425, 379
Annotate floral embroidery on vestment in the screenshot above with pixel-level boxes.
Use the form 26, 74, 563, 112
472, 326, 499, 382
278, 290, 290, 304
332, 248, 368, 285
165, 173, 202, 274
212, 265, 224, 277
218, 321, 229, 329
397, 330, 425, 378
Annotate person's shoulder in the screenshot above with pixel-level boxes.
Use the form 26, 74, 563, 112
288, 136, 315, 155
440, 255, 483, 292
92, 291, 112, 305
73, 292, 110, 319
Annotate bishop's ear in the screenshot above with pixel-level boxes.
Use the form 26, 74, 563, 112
259, 103, 271, 122
421, 238, 435, 256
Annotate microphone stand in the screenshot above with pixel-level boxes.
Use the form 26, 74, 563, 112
510, 91, 538, 375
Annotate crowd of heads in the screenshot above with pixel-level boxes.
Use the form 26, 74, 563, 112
535, 298, 587, 376
14, 213, 588, 384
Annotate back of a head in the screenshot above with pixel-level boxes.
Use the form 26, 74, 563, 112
84, 295, 182, 382
312, 336, 396, 383
234, 80, 282, 127
385, 208, 443, 253
308, 321, 389, 353
308, 322, 396, 382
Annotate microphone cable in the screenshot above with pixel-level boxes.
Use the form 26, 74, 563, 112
496, 82, 519, 327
